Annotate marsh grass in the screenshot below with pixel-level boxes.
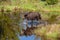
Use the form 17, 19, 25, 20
34, 24, 60, 40
0, 0, 60, 40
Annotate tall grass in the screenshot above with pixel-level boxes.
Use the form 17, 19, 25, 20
0, 7, 21, 40
34, 24, 60, 40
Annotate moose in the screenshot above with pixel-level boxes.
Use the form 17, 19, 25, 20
20, 11, 42, 36
24, 11, 42, 27
24, 11, 41, 20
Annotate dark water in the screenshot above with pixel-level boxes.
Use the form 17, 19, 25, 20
18, 19, 41, 40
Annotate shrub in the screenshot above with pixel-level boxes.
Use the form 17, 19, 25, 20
46, 0, 58, 5
41, 0, 46, 1
0, 7, 21, 40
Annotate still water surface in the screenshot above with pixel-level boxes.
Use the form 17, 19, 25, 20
18, 19, 41, 40
18, 35, 41, 40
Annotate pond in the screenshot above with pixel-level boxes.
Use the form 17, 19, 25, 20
18, 19, 42, 40
18, 35, 41, 40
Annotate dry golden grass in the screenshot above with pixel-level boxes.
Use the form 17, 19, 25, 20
34, 24, 60, 40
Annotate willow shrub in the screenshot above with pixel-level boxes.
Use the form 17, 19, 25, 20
46, 0, 58, 5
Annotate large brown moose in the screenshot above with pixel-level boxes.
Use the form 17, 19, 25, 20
24, 11, 42, 29
21, 11, 42, 36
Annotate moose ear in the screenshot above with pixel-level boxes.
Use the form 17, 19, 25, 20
24, 11, 31, 18
24, 13, 28, 17
24, 12, 29, 16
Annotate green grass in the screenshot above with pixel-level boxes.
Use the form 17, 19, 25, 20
0, 0, 60, 12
